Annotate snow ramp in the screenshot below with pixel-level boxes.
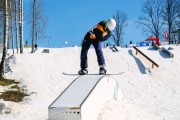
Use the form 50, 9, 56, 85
48, 75, 120, 120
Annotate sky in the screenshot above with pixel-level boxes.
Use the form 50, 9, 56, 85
1, 45, 180, 119
24, 0, 146, 48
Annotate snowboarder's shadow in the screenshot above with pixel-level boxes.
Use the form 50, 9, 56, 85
128, 50, 147, 74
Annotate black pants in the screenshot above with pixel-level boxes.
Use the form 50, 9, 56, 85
80, 40, 105, 69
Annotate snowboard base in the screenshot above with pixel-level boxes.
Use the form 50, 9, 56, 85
62, 72, 124, 76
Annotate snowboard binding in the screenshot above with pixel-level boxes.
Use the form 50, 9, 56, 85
99, 65, 107, 75
78, 69, 88, 75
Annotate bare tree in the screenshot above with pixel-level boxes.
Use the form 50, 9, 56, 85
19, 0, 23, 53
31, 0, 36, 52
111, 10, 128, 46
0, 0, 3, 45
9, 0, 15, 54
1, 0, 20, 54
137, 0, 165, 39
0, 1, 3, 11
31, 0, 47, 53
0, 0, 9, 78
15, 0, 19, 53
175, 21, 180, 29
163, 0, 180, 44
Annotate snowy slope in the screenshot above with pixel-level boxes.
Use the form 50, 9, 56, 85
0, 45, 180, 120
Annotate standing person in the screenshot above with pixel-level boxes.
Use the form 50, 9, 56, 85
78, 18, 116, 75
125, 44, 128, 48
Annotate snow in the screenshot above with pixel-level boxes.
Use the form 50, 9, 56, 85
1, 45, 180, 120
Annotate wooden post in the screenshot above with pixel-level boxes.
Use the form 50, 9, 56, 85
136, 50, 138, 55
152, 64, 154, 68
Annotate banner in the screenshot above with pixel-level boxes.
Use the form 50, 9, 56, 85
164, 31, 168, 42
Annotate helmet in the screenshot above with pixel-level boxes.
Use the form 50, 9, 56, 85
106, 18, 116, 31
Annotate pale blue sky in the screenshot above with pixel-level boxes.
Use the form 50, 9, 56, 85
24, 0, 146, 47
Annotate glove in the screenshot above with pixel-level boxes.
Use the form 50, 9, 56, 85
100, 31, 111, 42
107, 31, 111, 37
104, 31, 111, 39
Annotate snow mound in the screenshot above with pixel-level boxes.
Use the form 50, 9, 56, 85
0, 45, 180, 120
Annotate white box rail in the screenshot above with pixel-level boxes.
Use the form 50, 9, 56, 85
48, 75, 119, 120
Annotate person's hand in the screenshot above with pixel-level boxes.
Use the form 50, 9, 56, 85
107, 31, 111, 37
105, 25, 110, 32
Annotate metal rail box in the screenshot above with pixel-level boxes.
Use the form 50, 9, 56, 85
48, 75, 118, 120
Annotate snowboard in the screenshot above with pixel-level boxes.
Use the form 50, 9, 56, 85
62, 72, 124, 76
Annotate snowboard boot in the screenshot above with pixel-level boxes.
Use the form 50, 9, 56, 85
99, 65, 107, 74
78, 68, 88, 75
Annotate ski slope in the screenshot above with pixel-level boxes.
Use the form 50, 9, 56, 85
0, 45, 180, 120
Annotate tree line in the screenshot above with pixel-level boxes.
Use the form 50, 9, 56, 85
0, 0, 47, 78
137, 0, 179, 44
112, 0, 179, 46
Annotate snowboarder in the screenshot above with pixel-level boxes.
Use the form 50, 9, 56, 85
78, 18, 116, 75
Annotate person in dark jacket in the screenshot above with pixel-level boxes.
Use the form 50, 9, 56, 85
78, 18, 116, 75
